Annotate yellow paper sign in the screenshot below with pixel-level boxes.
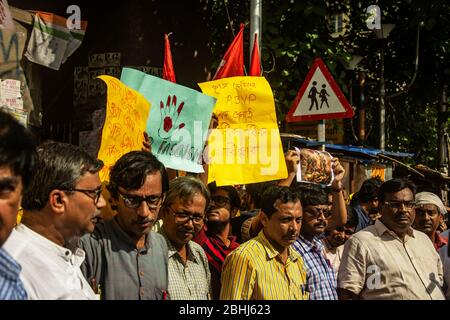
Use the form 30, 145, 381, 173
97, 76, 151, 182
198, 76, 287, 186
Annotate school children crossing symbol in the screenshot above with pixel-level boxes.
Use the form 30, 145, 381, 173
286, 58, 354, 122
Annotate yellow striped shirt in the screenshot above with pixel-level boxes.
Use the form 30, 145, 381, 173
220, 230, 309, 300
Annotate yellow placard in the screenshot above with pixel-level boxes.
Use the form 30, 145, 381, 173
97, 76, 151, 182
199, 76, 287, 186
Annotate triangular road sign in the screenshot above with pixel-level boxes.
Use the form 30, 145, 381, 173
286, 58, 354, 122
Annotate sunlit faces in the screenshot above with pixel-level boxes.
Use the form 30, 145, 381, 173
380, 188, 415, 237
301, 204, 331, 238
413, 203, 440, 237
115, 171, 163, 239
0, 166, 23, 247
262, 200, 302, 253
63, 172, 106, 238
163, 193, 207, 248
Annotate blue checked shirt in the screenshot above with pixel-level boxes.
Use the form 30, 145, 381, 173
292, 235, 338, 300
0, 248, 27, 300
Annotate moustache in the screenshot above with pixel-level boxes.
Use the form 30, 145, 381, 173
135, 217, 155, 225
314, 222, 326, 228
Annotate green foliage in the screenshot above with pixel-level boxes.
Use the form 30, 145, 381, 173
206, 0, 450, 168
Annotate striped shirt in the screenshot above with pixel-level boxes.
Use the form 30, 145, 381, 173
292, 235, 338, 300
0, 248, 27, 300
220, 230, 309, 300
193, 226, 239, 299
158, 228, 211, 300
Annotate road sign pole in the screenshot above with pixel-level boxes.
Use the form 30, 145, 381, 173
318, 119, 326, 151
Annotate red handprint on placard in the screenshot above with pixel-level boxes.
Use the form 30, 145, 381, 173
158, 95, 186, 140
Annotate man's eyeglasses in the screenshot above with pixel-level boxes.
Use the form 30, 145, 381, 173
384, 201, 416, 210
119, 192, 163, 210
304, 207, 332, 219
210, 195, 231, 208
62, 186, 103, 205
166, 206, 204, 225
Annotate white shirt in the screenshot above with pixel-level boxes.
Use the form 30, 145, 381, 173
338, 220, 445, 300
4, 224, 97, 300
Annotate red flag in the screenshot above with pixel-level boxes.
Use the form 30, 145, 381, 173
213, 24, 245, 80
249, 33, 262, 76
163, 33, 176, 83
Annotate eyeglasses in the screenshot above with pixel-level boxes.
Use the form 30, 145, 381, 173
62, 186, 103, 205
304, 207, 332, 219
166, 206, 204, 225
384, 201, 416, 210
210, 195, 231, 208
118, 192, 163, 210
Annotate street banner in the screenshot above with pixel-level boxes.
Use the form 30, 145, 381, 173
97, 75, 151, 182
198, 76, 287, 186
121, 67, 216, 173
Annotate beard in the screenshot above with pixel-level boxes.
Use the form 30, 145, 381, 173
206, 219, 229, 234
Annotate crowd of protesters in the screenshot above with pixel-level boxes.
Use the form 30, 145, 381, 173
0, 109, 449, 300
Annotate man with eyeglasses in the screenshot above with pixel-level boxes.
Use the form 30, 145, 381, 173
338, 178, 445, 300
193, 181, 241, 299
158, 176, 212, 300
292, 185, 340, 300
412, 191, 448, 251
80, 151, 170, 300
4, 142, 106, 299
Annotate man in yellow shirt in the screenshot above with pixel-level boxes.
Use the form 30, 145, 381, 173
220, 185, 308, 300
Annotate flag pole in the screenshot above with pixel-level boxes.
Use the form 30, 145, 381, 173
250, 0, 262, 63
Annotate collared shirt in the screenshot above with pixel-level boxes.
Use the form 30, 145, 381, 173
79, 217, 168, 300
158, 228, 211, 300
0, 248, 27, 300
220, 230, 309, 300
193, 226, 240, 299
338, 219, 445, 300
292, 236, 338, 300
4, 224, 97, 300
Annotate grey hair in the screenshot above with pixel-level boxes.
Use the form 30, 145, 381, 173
163, 176, 210, 209
22, 141, 103, 211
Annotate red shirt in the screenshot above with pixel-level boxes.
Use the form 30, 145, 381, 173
434, 232, 448, 251
193, 226, 240, 299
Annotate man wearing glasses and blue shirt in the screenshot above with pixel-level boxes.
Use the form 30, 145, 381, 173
4, 141, 106, 299
80, 151, 170, 300
338, 178, 446, 300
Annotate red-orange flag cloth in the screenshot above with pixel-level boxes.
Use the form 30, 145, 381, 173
249, 32, 262, 76
212, 24, 245, 80
163, 33, 176, 83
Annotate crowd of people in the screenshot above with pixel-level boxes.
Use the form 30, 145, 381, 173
0, 109, 449, 300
